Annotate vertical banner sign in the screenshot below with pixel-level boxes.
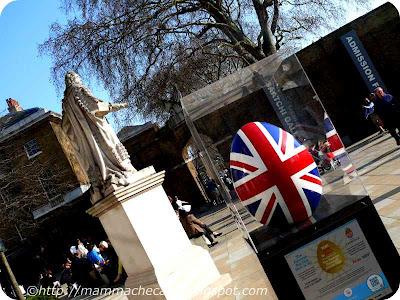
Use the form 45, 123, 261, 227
252, 71, 299, 135
340, 30, 386, 92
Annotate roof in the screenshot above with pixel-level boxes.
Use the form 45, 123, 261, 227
0, 107, 42, 131
117, 122, 158, 142
0, 107, 56, 141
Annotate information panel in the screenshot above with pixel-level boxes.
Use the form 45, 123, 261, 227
285, 220, 392, 300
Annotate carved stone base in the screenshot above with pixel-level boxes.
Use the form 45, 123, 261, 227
87, 166, 229, 299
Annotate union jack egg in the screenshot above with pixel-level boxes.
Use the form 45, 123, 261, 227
230, 122, 322, 226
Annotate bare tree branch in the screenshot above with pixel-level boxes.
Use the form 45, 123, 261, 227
40, 0, 370, 122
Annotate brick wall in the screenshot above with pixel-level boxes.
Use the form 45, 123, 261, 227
0, 116, 84, 249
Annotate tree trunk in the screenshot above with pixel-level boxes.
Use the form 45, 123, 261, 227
251, 0, 277, 56
1, 252, 24, 300
199, 0, 265, 62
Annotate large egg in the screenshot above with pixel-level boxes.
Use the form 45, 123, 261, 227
317, 240, 346, 273
230, 122, 322, 226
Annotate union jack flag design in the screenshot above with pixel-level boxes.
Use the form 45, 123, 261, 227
230, 122, 322, 226
323, 113, 355, 175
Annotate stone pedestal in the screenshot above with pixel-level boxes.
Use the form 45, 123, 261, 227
87, 166, 229, 299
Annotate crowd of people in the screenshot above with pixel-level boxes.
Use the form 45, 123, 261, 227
203, 170, 235, 206
38, 195, 222, 292
39, 238, 125, 291
19, 194, 222, 294
362, 87, 400, 143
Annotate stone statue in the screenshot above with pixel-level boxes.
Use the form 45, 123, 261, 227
61, 71, 136, 201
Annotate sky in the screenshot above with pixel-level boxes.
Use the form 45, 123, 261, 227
0, 0, 399, 130
0, 0, 115, 122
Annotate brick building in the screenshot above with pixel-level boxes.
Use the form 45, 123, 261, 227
0, 99, 103, 283
119, 120, 209, 208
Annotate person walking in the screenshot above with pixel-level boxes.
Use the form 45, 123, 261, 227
205, 179, 223, 205
362, 94, 385, 134
70, 250, 92, 287
76, 239, 89, 257
98, 241, 125, 285
86, 243, 110, 285
374, 87, 400, 145
60, 258, 74, 292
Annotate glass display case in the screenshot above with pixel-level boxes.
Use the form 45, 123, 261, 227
181, 53, 367, 243
181, 53, 399, 300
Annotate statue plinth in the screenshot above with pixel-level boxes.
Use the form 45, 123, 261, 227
87, 166, 230, 300
90, 166, 160, 204
61, 72, 229, 298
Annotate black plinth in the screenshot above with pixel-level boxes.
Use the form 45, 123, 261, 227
249, 196, 400, 300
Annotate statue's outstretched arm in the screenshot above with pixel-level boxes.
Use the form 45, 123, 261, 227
109, 102, 129, 112
79, 87, 128, 117
94, 102, 128, 117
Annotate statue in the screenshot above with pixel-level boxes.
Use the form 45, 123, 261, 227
61, 71, 136, 201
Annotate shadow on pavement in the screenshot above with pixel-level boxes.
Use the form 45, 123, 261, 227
347, 133, 390, 153
373, 186, 400, 204
355, 148, 399, 173
362, 153, 400, 176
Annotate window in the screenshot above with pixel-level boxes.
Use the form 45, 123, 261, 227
24, 139, 42, 159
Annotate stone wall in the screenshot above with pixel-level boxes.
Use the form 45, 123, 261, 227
123, 122, 206, 205
297, 2, 400, 145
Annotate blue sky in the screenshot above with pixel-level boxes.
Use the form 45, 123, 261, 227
0, 0, 399, 130
0, 0, 66, 115
0, 0, 115, 122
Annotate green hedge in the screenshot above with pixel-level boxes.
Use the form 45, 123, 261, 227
26, 296, 58, 300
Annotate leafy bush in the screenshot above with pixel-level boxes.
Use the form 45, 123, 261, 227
26, 296, 57, 300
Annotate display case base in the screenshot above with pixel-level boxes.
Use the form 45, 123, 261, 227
250, 196, 400, 300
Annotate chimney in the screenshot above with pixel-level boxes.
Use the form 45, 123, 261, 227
6, 98, 23, 113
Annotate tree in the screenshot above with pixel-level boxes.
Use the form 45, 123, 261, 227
0, 131, 76, 250
41, 0, 368, 122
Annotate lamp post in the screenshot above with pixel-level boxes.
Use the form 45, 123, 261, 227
0, 240, 24, 300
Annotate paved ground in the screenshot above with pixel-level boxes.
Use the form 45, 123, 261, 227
348, 133, 400, 253
80, 132, 400, 299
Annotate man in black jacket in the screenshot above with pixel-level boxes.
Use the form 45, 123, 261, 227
374, 87, 400, 145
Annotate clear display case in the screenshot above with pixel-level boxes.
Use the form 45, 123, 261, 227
181, 53, 368, 250
181, 53, 400, 300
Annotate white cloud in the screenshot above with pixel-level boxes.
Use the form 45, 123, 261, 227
346, 0, 400, 23
0, 0, 15, 16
